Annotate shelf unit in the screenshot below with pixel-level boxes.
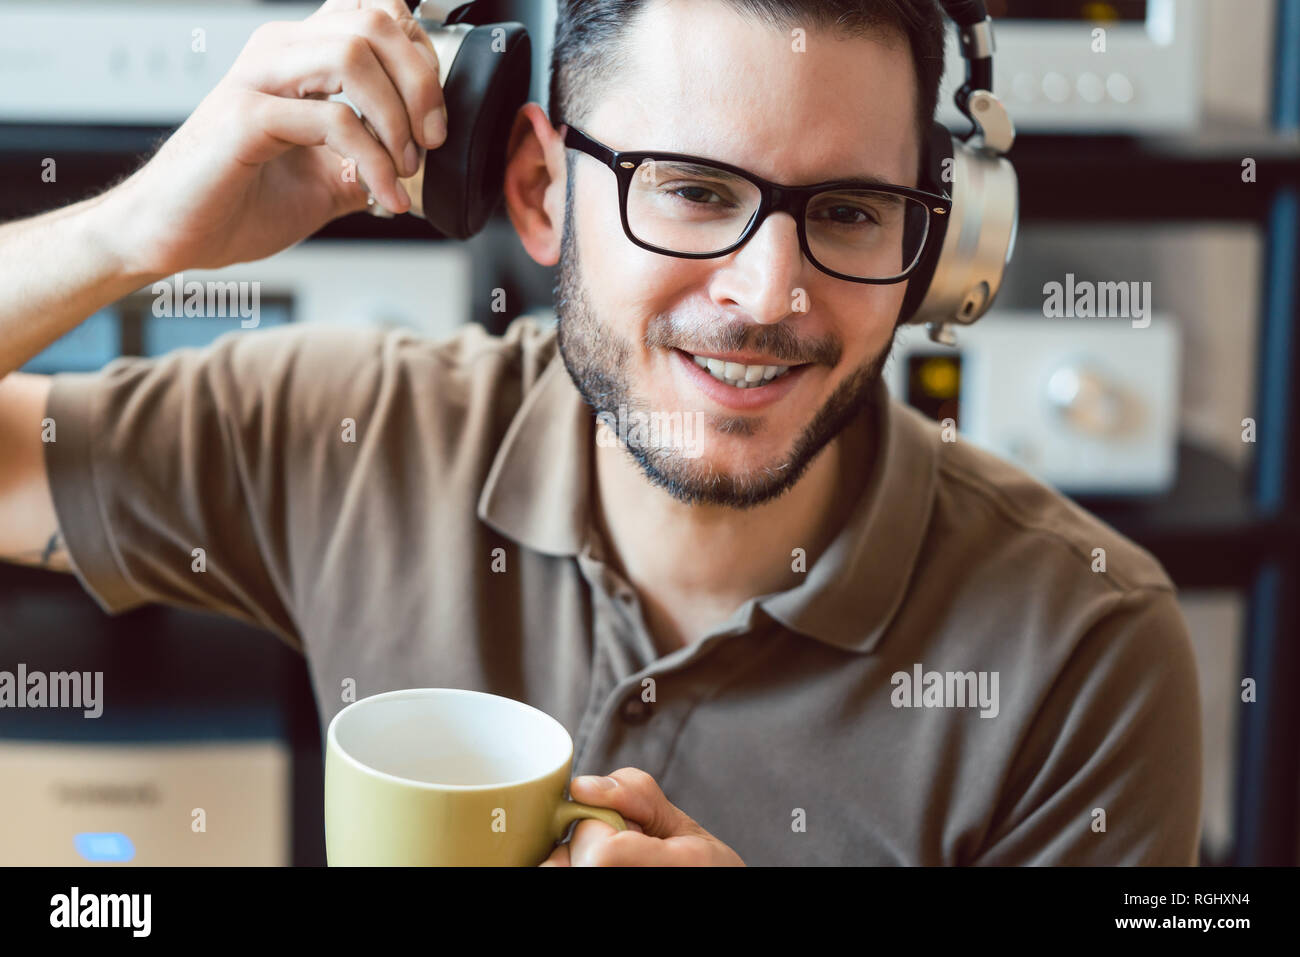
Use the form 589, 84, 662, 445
1026, 4, 1300, 866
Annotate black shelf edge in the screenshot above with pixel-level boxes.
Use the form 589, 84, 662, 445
1070, 441, 1300, 589
1009, 128, 1300, 222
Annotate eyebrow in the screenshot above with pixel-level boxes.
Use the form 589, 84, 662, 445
654, 160, 747, 179
816, 173, 901, 190
651, 156, 902, 190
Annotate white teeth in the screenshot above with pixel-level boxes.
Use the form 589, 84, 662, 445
689, 353, 794, 388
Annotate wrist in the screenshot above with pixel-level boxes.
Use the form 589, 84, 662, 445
80, 180, 168, 294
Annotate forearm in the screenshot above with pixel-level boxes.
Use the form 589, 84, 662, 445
0, 189, 161, 378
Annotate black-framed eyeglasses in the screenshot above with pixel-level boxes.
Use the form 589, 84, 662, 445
561, 123, 951, 284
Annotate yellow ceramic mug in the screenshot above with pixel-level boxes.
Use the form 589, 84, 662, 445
325, 688, 626, 865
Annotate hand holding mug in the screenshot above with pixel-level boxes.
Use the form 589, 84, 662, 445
539, 768, 746, 867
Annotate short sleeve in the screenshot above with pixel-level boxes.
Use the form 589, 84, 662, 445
973, 587, 1204, 865
42, 323, 393, 652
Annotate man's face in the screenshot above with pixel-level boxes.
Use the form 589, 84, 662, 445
555, 1, 920, 508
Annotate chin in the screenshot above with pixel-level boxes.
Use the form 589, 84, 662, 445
623, 440, 814, 510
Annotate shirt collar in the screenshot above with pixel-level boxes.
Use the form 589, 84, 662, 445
477, 339, 939, 654
477, 353, 594, 557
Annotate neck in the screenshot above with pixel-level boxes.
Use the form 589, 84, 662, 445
591, 411, 874, 648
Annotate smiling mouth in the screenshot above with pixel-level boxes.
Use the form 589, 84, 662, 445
683, 351, 801, 389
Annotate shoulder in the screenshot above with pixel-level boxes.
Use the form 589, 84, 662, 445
889, 404, 1200, 862
201, 315, 559, 430
905, 399, 1175, 598
216, 315, 557, 397
887, 396, 1190, 669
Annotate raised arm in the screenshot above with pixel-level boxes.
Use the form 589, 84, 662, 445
0, 0, 447, 574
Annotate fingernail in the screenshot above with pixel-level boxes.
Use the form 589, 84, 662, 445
577, 775, 617, 791
424, 105, 447, 148
396, 181, 411, 209
403, 140, 418, 176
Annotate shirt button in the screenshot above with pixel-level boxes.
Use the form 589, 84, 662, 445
620, 694, 652, 724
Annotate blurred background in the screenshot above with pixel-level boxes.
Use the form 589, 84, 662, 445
0, 0, 1296, 866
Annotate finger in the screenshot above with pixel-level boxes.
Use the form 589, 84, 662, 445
316, 0, 437, 53
355, 0, 447, 148
240, 90, 409, 212
569, 769, 693, 839
569, 828, 699, 867
233, 20, 411, 173
311, 0, 409, 17
538, 843, 571, 867
307, 5, 445, 150
239, 12, 443, 166
315, 8, 445, 149
565, 817, 625, 867
292, 15, 423, 171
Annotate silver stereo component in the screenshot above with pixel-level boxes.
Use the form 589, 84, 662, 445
0, 740, 290, 865
935, 0, 1204, 133
885, 312, 1181, 494
0, 2, 319, 124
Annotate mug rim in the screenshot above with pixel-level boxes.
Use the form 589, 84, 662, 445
326, 688, 575, 792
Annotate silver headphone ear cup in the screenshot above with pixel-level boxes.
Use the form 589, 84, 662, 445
906, 140, 1019, 329
898, 123, 956, 324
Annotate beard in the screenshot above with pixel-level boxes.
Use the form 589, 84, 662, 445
553, 188, 894, 511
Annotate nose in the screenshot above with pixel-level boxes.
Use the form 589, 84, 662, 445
707, 211, 807, 325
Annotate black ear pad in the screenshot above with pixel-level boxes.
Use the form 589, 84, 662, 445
898, 121, 954, 325
420, 23, 532, 240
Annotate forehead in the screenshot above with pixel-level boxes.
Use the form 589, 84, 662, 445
583, 0, 921, 186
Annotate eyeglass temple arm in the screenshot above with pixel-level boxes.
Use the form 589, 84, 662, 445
562, 124, 617, 168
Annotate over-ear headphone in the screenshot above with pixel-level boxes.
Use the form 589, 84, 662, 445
900, 0, 1019, 344
366, 1, 533, 239
373, 0, 1017, 344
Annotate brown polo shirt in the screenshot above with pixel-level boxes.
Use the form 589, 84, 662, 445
43, 316, 1203, 865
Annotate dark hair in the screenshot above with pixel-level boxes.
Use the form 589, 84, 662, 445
548, 0, 947, 156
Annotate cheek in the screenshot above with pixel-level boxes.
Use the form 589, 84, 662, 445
579, 212, 699, 335
824, 283, 908, 361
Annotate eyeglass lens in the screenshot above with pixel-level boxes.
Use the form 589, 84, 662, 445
624, 157, 931, 280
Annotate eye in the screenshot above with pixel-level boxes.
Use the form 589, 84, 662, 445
661, 182, 735, 207
811, 203, 880, 227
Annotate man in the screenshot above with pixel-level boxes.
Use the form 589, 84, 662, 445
0, 0, 1201, 865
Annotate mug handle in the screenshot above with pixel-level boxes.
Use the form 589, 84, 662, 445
552, 798, 627, 840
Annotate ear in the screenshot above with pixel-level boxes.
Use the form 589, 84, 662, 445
502, 102, 568, 267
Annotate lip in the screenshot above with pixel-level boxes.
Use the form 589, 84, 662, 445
684, 349, 800, 367
672, 348, 810, 411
